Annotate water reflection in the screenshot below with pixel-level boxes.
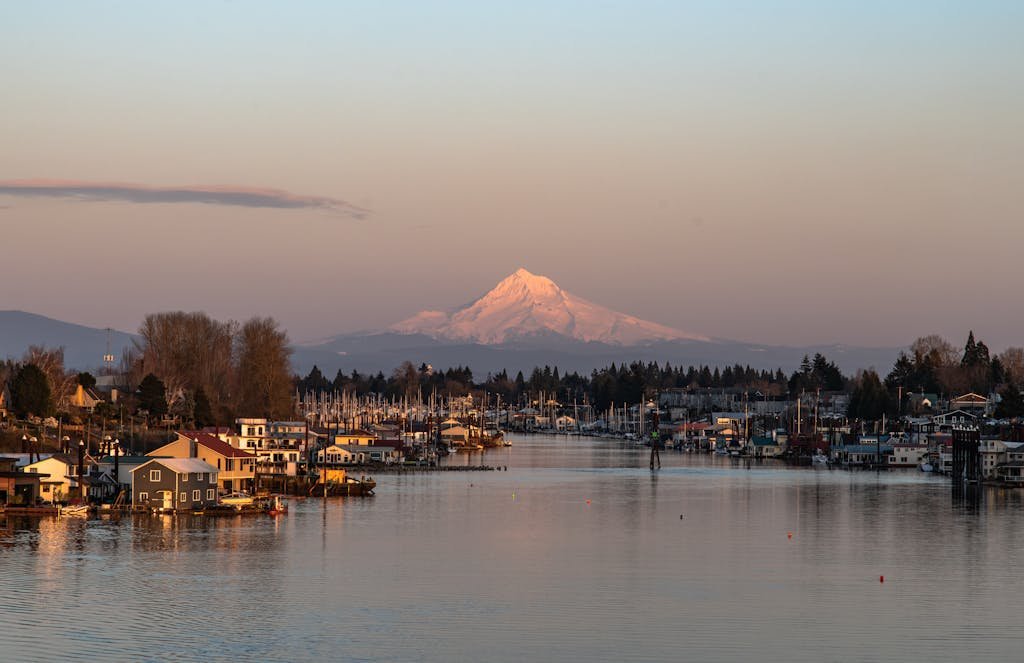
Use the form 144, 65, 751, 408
2, 436, 1024, 662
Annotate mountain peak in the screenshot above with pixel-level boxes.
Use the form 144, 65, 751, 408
391, 270, 707, 345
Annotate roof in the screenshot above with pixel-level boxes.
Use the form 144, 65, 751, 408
175, 432, 256, 459
26, 453, 76, 468
98, 455, 154, 464
837, 444, 895, 454
134, 458, 219, 475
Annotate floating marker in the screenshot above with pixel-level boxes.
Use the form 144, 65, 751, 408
880, 575, 885, 583
680, 515, 684, 520
586, 499, 591, 505
787, 532, 793, 539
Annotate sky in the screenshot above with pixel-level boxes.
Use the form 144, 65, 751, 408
2, 1, 1023, 350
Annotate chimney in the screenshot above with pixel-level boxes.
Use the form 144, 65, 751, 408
190, 437, 198, 458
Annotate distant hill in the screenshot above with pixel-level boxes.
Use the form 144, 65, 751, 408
0, 311, 137, 371
296, 332, 900, 379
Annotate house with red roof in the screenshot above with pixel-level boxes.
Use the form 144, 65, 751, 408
148, 432, 256, 493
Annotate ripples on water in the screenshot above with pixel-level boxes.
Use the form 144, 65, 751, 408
3, 436, 1024, 662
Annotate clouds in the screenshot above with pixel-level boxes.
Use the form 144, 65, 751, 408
0, 179, 368, 218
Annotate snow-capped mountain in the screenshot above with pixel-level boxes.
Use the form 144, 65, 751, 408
390, 268, 708, 346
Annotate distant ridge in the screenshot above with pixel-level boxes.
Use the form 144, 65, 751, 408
392, 268, 707, 345
0, 310, 137, 371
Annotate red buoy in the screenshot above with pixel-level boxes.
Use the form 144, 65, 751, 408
879, 575, 885, 583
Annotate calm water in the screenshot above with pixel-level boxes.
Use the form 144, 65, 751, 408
3, 435, 1024, 662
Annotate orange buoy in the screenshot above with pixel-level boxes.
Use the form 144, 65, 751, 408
787, 531, 793, 539
586, 499, 591, 505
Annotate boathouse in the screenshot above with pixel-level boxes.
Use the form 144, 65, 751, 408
131, 458, 219, 511
0, 457, 47, 507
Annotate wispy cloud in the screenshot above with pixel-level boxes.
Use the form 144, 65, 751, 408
0, 179, 368, 218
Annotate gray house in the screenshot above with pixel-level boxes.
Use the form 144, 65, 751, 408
131, 458, 220, 512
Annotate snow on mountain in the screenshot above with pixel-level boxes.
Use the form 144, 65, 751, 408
390, 268, 708, 345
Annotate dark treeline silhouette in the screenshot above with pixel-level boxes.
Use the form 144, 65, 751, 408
297, 354, 849, 412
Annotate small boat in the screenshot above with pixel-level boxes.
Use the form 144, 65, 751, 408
263, 495, 289, 515
61, 504, 90, 516
811, 453, 829, 465
220, 492, 255, 509
919, 462, 934, 473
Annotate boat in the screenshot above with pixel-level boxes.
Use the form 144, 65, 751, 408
262, 495, 288, 515
919, 462, 934, 473
60, 504, 90, 516
220, 492, 255, 509
811, 452, 829, 465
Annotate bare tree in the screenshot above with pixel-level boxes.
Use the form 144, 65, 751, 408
999, 347, 1024, 386
910, 335, 957, 367
136, 312, 236, 416
235, 317, 294, 419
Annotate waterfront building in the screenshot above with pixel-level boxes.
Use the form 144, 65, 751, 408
0, 457, 46, 506
23, 454, 81, 503
931, 410, 979, 431
131, 458, 219, 511
97, 455, 153, 489
886, 442, 930, 468
950, 392, 991, 416
150, 433, 256, 493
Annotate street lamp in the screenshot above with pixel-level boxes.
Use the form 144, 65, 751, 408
112, 439, 121, 496
77, 440, 86, 501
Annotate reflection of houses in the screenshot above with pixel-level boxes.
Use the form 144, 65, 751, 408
0, 457, 46, 507
0, 384, 11, 418
150, 432, 256, 493
131, 458, 219, 511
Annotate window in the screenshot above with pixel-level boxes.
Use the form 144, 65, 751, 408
139, 492, 149, 502
209, 473, 216, 485
183, 473, 189, 482
207, 489, 215, 500
149, 469, 161, 482
193, 490, 201, 501
180, 492, 186, 502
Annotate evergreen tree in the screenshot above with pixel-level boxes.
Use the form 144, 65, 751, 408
847, 370, 891, 421
76, 372, 97, 389
193, 387, 215, 427
137, 373, 168, 419
10, 363, 52, 418
995, 383, 1024, 419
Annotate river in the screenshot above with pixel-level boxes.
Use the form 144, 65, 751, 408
2, 434, 1023, 662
